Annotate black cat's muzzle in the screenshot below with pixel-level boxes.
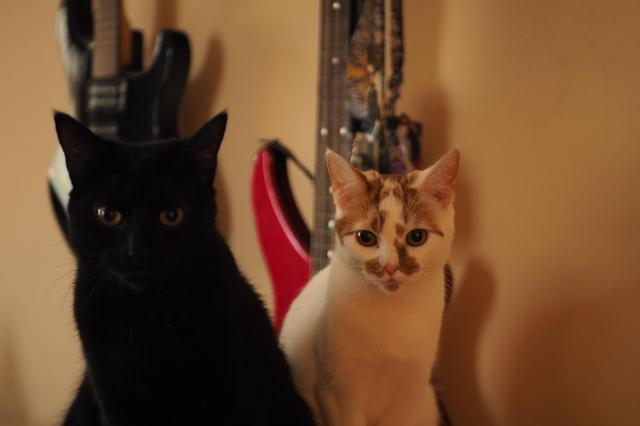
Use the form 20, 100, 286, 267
105, 253, 159, 291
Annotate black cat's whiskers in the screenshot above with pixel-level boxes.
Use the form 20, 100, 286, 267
49, 259, 77, 272
42, 255, 77, 276
23, 252, 76, 296
32, 252, 75, 266
45, 268, 76, 292
77, 269, 116, 306
35, 267, 76, 317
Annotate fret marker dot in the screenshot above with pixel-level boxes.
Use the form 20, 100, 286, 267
328, 186, 333, 194
328, 219, 335, 230
320, 127, 329, 137
332, 2, 341, 10
327, 250, 335, 259
339, 126, 348, 136
331, 56, 340, 65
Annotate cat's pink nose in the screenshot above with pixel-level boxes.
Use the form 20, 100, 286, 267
384, 263, 398, 276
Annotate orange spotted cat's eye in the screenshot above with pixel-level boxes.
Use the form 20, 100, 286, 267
159, 208, 185, 227
406, 229, 429, 246
355, 230, 377, 247
96, 206, 123, 226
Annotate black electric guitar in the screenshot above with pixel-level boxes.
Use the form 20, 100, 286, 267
49, 0, 190, 238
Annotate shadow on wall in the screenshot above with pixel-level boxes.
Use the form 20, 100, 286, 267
502, 278, 640, 426
418, 90, 450, 165
151, 0, 230, 238
178, 37, 230, 238
405, 1, 496, 423
439, 259, 496, 426
178, 37, 225, 136
153, 0, 177, 30
0, 319, 29, 426
407, 1, 495, 423
404, 0, 448, 167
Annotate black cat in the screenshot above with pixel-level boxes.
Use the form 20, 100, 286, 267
55, 111, 315, 426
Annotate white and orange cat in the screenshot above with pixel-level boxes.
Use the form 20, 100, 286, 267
279, 148, 459, 426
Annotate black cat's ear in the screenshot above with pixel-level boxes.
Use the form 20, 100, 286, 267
54, 112, 105, 185
185, 111, 227, 183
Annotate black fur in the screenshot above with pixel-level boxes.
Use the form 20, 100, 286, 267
55, 112, 314, 426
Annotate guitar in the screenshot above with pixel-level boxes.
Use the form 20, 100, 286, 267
252, 0, 423, 331
251, 0, 354, 331
49, 0, 190, 237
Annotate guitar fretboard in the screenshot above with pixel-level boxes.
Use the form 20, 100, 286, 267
91, 0, 122, 77
311, 0, 353, 275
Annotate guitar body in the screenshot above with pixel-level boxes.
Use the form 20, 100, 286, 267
251, 144, 310, 331
80, 30, 189, 140
56, 0, 190, 140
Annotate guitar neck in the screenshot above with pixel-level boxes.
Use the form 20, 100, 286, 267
311, 0, 353, 274
91, 0, 123, 77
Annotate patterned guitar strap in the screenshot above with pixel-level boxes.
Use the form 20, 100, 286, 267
346, 0, 422, 173
384, 0, 423, 173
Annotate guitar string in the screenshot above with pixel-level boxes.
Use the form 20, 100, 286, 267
312, 0, 331, 272
312, 0, 351, 274
314, 0, 334, 273
92, 0, 123, 77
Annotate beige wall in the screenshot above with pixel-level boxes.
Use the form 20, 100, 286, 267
1, 1, 639, 425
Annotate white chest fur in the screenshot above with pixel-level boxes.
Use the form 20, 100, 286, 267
281, 258, 446, 426
324, 260, 445, 362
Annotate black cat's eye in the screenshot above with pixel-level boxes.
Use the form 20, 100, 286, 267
355, 230, 377, 247
159, 208, 185, 227
96, 206, 123, 227
406, 229, 429, 246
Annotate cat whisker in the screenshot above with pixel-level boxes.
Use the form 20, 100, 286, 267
46, 268, 76, 290
83, 275, 112, 305
38, 268, 77, 312
418, 264, 446, 275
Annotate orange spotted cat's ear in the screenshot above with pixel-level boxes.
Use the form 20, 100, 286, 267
325, 149, 368, 210
420, 149, 460, 207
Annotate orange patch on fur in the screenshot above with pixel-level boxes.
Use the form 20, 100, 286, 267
364, 258, 385, 277
371, 210, 386, 233
335, 176, 382, 241
335, 169, 443, 242
395, 241, 419, 275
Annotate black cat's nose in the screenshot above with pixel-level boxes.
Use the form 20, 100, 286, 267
126, 233, 151, 259
125, 246, 152, 271
126, 239, 151, 256
121, 251, 153, 282
126, 251, 150, 264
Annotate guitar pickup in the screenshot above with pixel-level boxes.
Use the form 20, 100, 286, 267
86, 80, 128, 113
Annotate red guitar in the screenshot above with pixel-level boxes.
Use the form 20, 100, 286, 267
252, 0, 419, 331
